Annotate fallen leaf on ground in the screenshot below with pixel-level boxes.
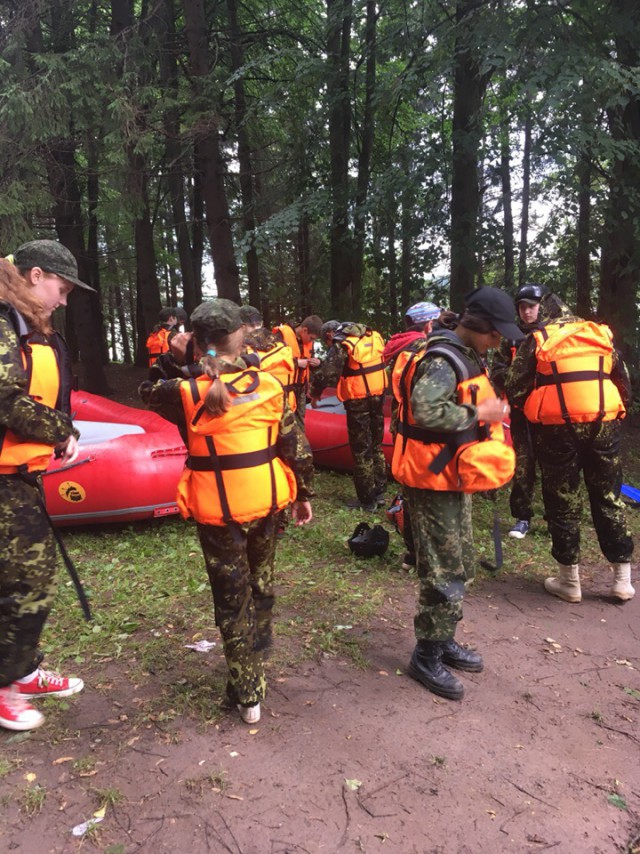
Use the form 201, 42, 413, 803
345, 778, 362, 791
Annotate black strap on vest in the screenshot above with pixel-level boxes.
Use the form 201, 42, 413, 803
186, 372, 280, 526
187, 445, 277, 471
342, 361, 385, 378
397, 341, 483, 469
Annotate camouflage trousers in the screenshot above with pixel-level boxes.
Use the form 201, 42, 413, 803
197, 511, 281, 707
0, 476, 57, 687
345, 395, 387, 505
533, 422, 633, 565
509, 408, 537, 522
405, 487, 475, 641
293, 386, 307, 432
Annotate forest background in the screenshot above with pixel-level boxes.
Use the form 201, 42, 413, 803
0, 0, 638, 394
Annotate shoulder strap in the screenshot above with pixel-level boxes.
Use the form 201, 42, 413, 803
425, 342, 480, 383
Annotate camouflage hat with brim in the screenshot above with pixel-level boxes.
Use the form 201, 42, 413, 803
239, 304, 262, 325
191, 299, 243, 341
13, 239, 96, 292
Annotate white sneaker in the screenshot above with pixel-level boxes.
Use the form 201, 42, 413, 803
237, 703, 261, 724
508, 520, 529, 539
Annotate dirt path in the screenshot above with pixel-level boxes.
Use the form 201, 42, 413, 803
2, 571, 638, 853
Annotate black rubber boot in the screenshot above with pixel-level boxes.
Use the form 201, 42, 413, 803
440, 639, 484, 673
407, 641, 464, 700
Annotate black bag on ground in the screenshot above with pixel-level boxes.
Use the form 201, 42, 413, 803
348, 522, 390, 557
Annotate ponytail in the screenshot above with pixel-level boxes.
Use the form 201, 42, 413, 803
201, 353, 232, 416
438, 309, 460, 330
439, 309, 493, 334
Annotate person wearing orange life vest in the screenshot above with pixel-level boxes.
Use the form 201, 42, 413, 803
141, 299, 314, 725
309, 322, 388, 511
240, 305, 297, 412
272, 315, 323, 428
393, 287, 521, 702
146, 307, 180, 367
506, 293, 634, 604
384, 301, 441, 571
0, 242, 90, 733
491, 283, 549, 540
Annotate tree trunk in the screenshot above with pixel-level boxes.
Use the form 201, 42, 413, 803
158, 0, 198, 316
449, 0, 490, 310
598, 0, 640, 360
575, 150, 592, 318
518, 108, 532, 287
296, 216, 311, 318
227, 0, 261, 308
327, 0, 353, 316
500, 111, 515, 291
183, 0, 241, 303
351, 0, 377, 315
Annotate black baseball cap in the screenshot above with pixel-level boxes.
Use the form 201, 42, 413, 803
13, 239, 96, 292
465, 287, 524, 341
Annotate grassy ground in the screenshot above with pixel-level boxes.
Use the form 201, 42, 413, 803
37, 434, 640, 727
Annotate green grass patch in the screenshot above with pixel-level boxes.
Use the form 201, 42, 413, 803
28, 463, 640, 728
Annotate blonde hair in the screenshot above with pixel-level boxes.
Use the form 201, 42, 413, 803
0, 258, 52, 334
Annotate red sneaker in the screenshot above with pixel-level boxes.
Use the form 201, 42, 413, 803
14, 667, 84, 698
0, 687, 45, 731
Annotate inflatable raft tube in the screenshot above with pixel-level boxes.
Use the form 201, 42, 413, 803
304, 393, 393, 472
44, 391, 186, 526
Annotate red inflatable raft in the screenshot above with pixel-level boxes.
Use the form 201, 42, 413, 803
304, 391, 394, 471
44, 391, 186, 526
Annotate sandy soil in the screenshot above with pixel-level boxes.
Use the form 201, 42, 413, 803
1, 572, 638, 853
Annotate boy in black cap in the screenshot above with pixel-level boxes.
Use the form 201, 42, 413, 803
392, 287, 521, 702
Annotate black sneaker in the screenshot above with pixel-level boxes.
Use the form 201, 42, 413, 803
508, 520, 529, 539
440, 639, 484, 673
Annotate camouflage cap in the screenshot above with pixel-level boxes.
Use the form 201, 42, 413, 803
239, 304, 262, 325
13, 239, 95, 292
191, 299, 243, 341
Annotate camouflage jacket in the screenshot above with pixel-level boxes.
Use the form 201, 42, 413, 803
139, 356, 315, 501
0, 303, 77, 448
406, 331, 486, 434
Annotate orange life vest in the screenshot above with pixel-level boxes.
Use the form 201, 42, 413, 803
246, 340, 297, 411
146, 326, 172, 367
391, 342, 515, 493
523, 319, 625, 425
272, 324, 313, 389
0, 341, 61, 474
176, 368, 297, 525
336, 329, 387, 401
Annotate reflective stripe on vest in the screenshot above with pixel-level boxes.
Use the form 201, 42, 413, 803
0, 342, 61, 474
273, 325, 312, 389
336, 330, 387, 401
523, 320, 625, 425
391, 343, 509, 491
177, 368, 297, 525
247, 341, 297, 411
